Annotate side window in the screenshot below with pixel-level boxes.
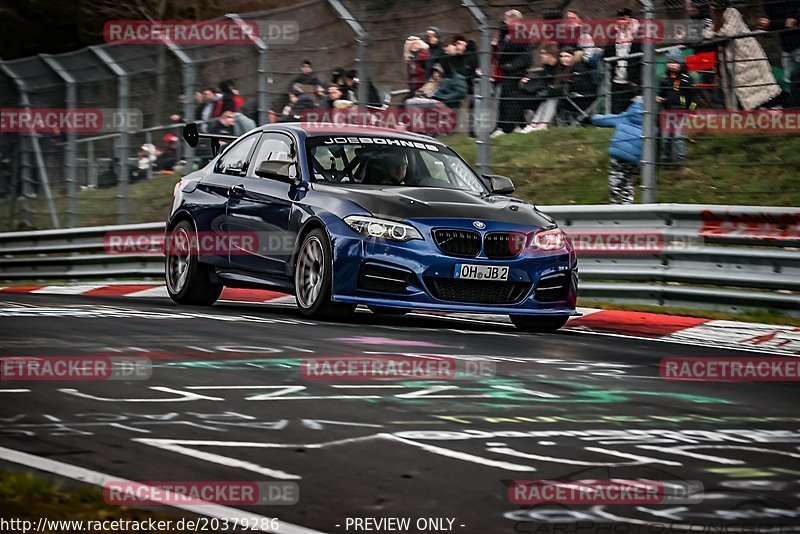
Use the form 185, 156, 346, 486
216, 134, 258, 176
249, 134, 295, 178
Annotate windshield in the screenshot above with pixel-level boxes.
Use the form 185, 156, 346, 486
306, 136, 489, 194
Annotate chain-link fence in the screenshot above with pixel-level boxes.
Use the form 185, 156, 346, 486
1, 0, 798, 230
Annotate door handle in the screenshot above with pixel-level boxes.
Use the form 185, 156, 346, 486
229, 183, 246, 197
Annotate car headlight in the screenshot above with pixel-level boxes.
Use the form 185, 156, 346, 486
530, 229, 566, 251
344, 216, 423, 242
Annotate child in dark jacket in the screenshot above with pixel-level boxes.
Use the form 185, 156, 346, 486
657, 48, 696, 165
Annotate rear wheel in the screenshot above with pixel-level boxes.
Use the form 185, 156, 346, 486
165, 220, 222, 306
294, 229, 355, 318
510, 315, 569, 333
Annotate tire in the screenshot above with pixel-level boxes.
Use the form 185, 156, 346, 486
165, 220, 223, 306
510, 315, 569, 333
368, 306, 410, 316
294, 228, 355, 318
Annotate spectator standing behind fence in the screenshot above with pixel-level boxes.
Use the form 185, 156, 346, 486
213, 80, 244, 117
491, 9, 533, 137
606, 9, 642, 114
564, 10, 603, 85
404, 36, 430, 96
453, 35, 479, 96
345, 69, 382, 107
196, 88, 219, 131
425, 27, 444, 79
657, 48, 696, 166
758, 3, 800, 107
155, 134, 179, 172
703, 0, 781, 110
321, 85, 354, 110
591, 95, 644, 204
518, 43, 561, 132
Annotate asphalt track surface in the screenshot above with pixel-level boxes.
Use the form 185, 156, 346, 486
1, 292, 799, 534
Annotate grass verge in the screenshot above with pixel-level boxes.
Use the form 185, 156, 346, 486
2, 127, 799, 232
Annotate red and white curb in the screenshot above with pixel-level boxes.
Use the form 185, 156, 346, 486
1, 283, 797, 356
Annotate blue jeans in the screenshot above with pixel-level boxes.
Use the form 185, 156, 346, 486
783, 48, 800, 104
660, 132, 686, 164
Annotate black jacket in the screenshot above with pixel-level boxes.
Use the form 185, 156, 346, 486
519, 63, 558, 98
568, 61, 595, 96
497, 24, 532, 80
658, 69, 696, 110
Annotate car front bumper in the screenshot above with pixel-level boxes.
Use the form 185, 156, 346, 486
328, 218, 578, 317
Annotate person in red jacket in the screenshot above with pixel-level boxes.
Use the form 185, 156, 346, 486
213, 79, 244, 117
404, 36, 430, 95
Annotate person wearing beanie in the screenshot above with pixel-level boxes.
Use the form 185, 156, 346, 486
657, 47, 696, 165
425, 27, 445, 79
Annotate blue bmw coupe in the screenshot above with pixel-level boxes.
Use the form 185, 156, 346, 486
166, 123, 577, 332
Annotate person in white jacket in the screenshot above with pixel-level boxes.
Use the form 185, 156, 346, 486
703, 0, 781, 110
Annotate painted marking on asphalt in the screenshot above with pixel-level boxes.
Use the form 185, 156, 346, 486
0, 445, 326, 534
60, 386, 225, 403
136, 440, 301, 480
383, 433, 534, 471
332, 336, 449, 347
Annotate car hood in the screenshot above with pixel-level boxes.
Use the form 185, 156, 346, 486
312, 184, 555, 228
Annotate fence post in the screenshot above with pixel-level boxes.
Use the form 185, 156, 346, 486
327, 0, 369, 107
464, 0, 492, 174
91, 46, 130, 224
639, 0, 658, 203
227, 14, 271, 125
0, 61, 60, 229
602, 61, 612, 114
40, 54, 78, 227
162, 39, 196, 173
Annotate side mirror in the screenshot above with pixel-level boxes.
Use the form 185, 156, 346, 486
484, 174, 515, 195
255, 160, 301, 186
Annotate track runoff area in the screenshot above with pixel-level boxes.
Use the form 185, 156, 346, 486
0, 287, 799, 534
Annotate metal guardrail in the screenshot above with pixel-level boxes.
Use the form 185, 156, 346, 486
0, 205, 798, 316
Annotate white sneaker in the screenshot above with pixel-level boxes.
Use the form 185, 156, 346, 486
512, 126, 524, 133
489, 129, 506, 138
520, 124, 536, 133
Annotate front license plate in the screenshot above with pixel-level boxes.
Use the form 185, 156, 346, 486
455, 264, 509, 281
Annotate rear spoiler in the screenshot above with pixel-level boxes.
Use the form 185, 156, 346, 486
182, 122, 238, 157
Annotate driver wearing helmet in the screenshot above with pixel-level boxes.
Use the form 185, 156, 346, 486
371, 151, 409, 185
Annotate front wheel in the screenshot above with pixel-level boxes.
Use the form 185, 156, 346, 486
165, 220, 222, 306
294, 229, 355, 318
510, 315, 569, 333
